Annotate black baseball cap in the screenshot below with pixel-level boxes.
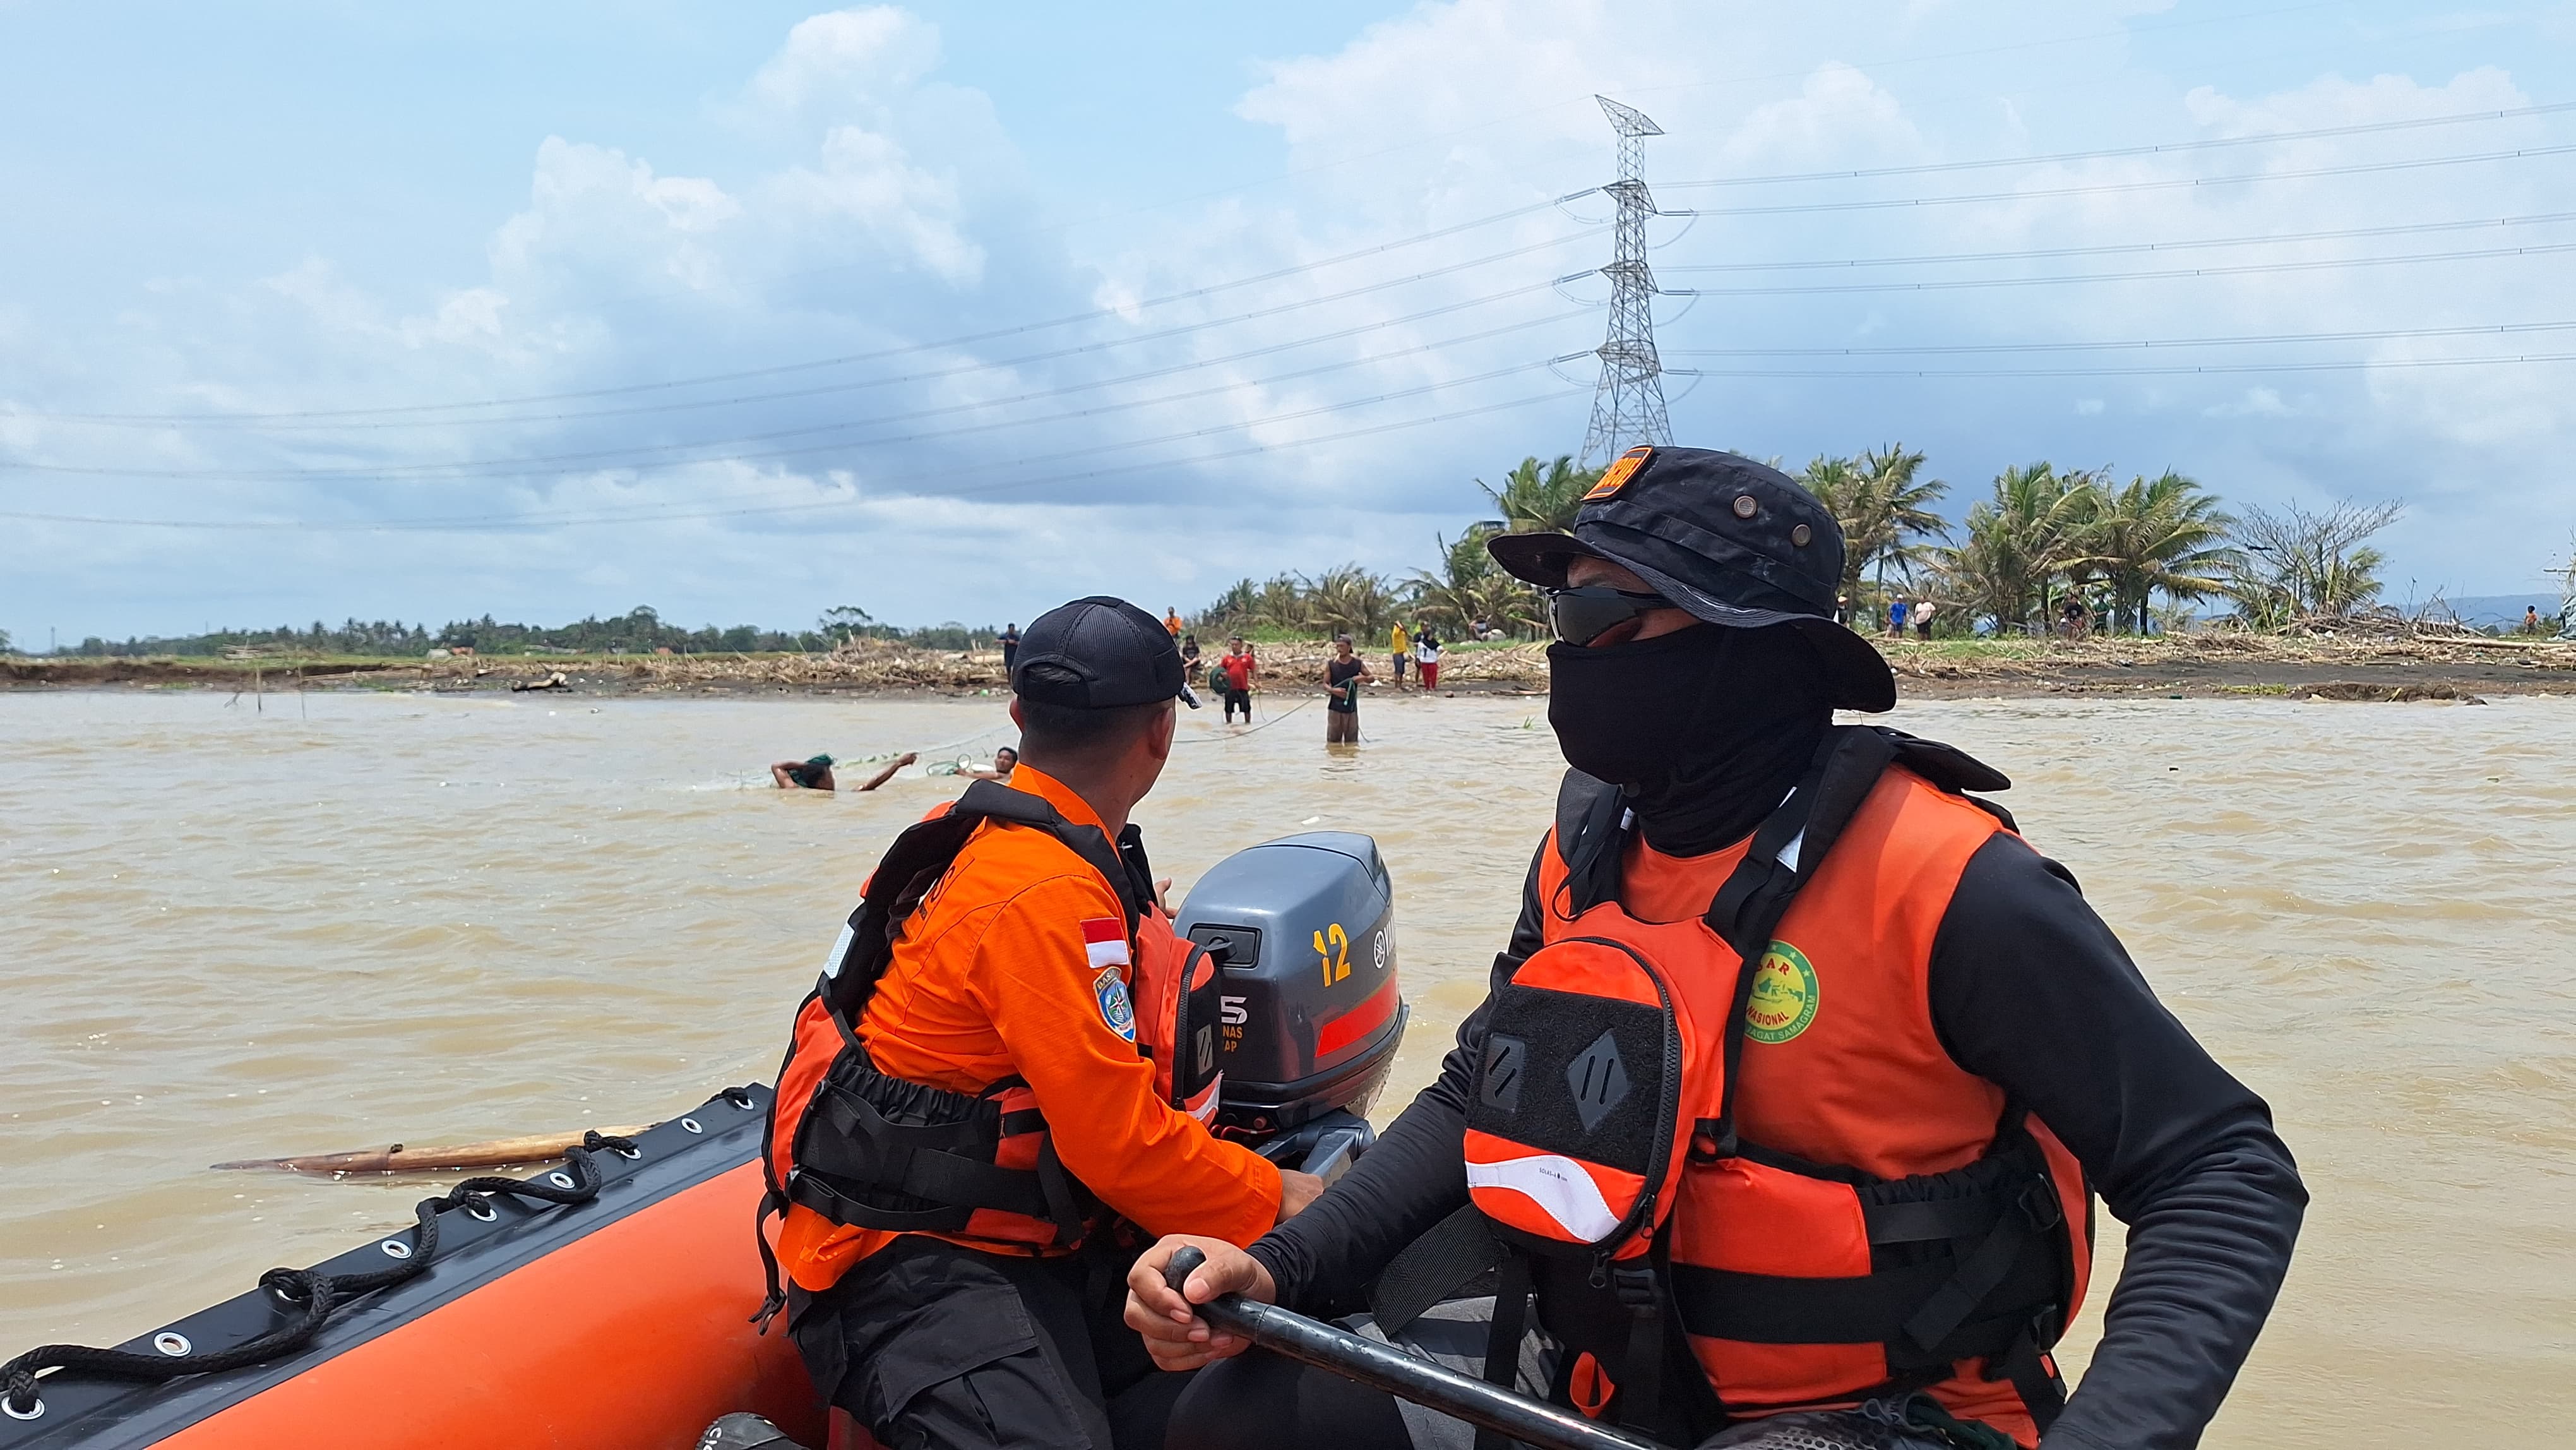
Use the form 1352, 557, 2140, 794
1488, 445, 1897, 712
1011, 596, 1186, 709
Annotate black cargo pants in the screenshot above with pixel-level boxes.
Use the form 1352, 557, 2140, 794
787, 1235, 1189, 1450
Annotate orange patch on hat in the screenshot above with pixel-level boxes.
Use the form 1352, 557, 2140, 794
1583, 446, 1653, 501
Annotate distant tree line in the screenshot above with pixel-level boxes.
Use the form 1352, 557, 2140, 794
45, 605, 998, 657
1194, 448, 2411, 640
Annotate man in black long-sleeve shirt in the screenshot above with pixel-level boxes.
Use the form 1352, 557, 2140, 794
1128, 448, 2303, 1450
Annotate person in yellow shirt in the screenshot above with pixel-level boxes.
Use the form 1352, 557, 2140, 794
1388, 620, 1410, 687
762, 596, 1321, 1450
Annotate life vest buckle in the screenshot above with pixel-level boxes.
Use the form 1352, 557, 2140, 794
2015, 1175, 2062, 1233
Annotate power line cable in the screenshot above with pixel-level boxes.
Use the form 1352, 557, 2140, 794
1661, 100, 2576, 191
32, 199, 1599, 426
42, 234, 1598, 434
1655, 211, 2576, 273
0, 385, 1589, 533
1665, 352, 2576, 380
3, 348, 1592, 487
1664, 319, 2576, 357
1658, 239, 2576, 299
954, 1, 2363, 244
1657, 143, 2576, 215
4, 292, 1590, 482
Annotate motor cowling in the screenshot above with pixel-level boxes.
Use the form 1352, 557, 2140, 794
1174, 831, 1407, 1146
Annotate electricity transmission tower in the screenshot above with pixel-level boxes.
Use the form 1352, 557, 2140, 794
1578, 95, 1673, 465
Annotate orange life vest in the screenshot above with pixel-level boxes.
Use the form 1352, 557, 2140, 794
1458, 728, 2091, 1446
751, 781, 1223, 1322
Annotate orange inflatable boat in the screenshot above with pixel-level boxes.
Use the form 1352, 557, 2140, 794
0, 1086, 825, 1450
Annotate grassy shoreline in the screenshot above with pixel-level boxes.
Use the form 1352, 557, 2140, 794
11, 630, 2576, 701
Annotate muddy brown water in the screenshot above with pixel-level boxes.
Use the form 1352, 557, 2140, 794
6, 686, 2573, 1447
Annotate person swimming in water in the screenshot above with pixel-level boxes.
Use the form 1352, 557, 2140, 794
960, 746, 1020, 781
772, 752, 917, 792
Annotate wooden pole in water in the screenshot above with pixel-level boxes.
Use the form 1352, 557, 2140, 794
212, 1124, 656, 1175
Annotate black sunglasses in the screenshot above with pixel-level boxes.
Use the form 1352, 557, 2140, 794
1545, 585, 1678, 645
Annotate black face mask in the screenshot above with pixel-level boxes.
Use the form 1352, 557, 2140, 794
1546, 624, 1833, 856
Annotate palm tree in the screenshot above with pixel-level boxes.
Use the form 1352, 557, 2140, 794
2079, 472, 2236, 633
1303, 565, 1398, 640
1798, 445, 1950, 604
1407, 527, 1542, 637
2222, 500, 2402, 623
1478, 455, 1600, 535
1936, 463, 2096, 633
1857, 445, 1951, 582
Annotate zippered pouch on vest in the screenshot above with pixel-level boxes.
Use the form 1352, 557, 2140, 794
1462, 936, 1710, 1260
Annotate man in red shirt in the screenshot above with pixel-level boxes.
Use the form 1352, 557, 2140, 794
1214, 635, 1258, 724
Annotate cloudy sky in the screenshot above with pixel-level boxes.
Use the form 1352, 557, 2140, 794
3, 0, 2572, 642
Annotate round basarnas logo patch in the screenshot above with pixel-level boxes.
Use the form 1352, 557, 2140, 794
1094, 966, 1137, 1042
1743, 941, 1819, 1045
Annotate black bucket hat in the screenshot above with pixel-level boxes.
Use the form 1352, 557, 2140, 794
1487, 445, 1896, 712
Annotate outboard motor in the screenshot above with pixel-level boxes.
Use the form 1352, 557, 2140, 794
1176, 831, 1407, 1180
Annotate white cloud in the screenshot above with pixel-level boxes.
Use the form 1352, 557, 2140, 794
9, 1, 2576, 641
748, 6, 941, 119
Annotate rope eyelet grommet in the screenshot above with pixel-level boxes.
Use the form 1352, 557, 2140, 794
1, 1392, 41, 1422
462, 1194, 498, 1223
722, 1087, 757, 1111
680, 1117, 703, 1134
379, 1239, 413, 1261
152, 1332, 192, 1358
612, 1142, 641, 1160
266, 1276, 313, 1307
547, 1171, 576, 1190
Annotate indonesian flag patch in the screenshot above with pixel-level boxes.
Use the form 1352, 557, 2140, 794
1080, 917, 1131, 969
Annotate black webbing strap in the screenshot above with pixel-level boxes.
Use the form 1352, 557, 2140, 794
1864, 1194, 2008, 1246
1368, 1202, 1506, 1339
785, 1172, 970, 1235
1032, 1135, 1088, 1249
1899, 1171, 2061, 1355
751, 1187, 790, 1329
1991, 1325, 2068, 1434
1550, 768, 1629, 918
1472, 1252, 1536, 1450
1611, 1246, 1667, 1437
1700, 727, 1900, 1151
1669, 1259, 1957, 1346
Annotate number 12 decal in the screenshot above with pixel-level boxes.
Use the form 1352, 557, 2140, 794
1314, 922, 1351, 985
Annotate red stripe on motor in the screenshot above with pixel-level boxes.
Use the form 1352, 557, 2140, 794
1316, 981, 1398, 1057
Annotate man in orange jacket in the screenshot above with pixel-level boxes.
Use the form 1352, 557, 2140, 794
768, 596, 1322, 1450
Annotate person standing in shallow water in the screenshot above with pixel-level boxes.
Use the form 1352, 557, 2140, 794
1128, 446, 2303, 1450
1323, 635, 1371, 745
1215, 637, 1258, 724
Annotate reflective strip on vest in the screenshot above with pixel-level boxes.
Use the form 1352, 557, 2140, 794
1465, 1153, 1623, 1242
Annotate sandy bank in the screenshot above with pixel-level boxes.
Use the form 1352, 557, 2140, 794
11, 630, 2576, 700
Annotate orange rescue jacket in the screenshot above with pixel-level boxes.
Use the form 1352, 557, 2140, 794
1460, 728, 2090, 1446
756, 769, 1277, 1316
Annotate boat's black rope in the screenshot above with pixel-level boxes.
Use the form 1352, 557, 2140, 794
0, 1130, 638, 1420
